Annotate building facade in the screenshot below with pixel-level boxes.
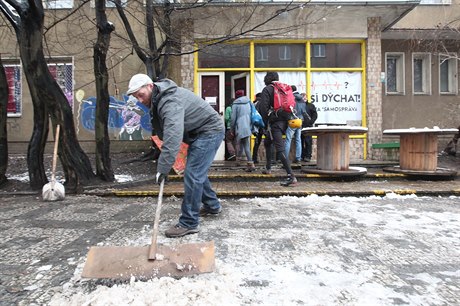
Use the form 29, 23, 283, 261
2, 0, 458, 160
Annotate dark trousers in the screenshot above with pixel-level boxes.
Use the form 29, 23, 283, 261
301, 134, 313, 159
264, 120, 292, 175
252, 131, 263, 162
225, 129, 237, 157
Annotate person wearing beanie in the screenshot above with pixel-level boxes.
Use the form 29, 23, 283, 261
230, 89, 256, 172
257, 72, 297, 187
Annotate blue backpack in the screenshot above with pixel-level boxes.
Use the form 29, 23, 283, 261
250, 102, 265, 128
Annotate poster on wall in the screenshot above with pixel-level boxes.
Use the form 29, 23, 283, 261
254, 71, 362, 125
311, 72, 362, 125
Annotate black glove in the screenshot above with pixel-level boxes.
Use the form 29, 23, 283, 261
155, 172, 168, 185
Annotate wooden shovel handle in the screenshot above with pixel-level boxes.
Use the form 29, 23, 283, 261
51, 125, 60, 182
149, 180, 164, 260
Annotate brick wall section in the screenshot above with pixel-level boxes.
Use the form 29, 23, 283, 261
366, 17, 383, 160
180, 19, 194, 90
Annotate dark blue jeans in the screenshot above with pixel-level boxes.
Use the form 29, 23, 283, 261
179, 131, 224, 229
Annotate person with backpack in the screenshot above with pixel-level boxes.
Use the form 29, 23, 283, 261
285, 85, 306, 165
258, 72, 297, 187
301, 94, 318, 162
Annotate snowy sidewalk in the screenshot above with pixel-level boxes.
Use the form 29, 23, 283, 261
1, 194, 459, 305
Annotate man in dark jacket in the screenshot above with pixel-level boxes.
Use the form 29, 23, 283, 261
251, 93, 263, 164
258, 72, 297, 186
285, 85, 306, 164
127, 74, 225, 238
301, 95, 318, 162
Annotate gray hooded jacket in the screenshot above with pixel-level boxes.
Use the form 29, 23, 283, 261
150, 79, 224, 174
230, 96, 252, 140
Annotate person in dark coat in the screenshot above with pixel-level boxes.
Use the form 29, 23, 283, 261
258, 72, 297, 187
224, 98, 237, 161
301, 94, 318, 162
285, 85, 306, 164
251, 93, 263, 164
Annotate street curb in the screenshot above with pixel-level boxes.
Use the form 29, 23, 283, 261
2, 171, 457, 198
84, 188, 460, 198
2, 187, 459, 198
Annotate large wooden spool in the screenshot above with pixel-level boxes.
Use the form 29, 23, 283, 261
399, 133, 438, 171
317, 132, 350, 171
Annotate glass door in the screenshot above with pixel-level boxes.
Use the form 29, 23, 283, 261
198, 72, 225, 160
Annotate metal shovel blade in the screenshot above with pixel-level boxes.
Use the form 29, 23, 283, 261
81, 241, 215, 280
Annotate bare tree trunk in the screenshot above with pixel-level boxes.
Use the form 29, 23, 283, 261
94, 0, 115, 181
0, 56, 8, 186
19, 24, 49, 190
9, 1, 95, 191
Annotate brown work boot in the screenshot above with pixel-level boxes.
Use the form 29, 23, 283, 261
165, 224, 199, 238
200, 206, 222, 217
245, 161, 256, 172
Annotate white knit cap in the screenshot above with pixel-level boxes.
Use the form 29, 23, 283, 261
126, 74, 153, 95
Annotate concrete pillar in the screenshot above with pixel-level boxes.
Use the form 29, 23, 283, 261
180, 19, 194, 90
366, 17, 383, 159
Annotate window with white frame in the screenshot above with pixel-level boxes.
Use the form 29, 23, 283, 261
48, 61, 74, 107
256, 46, 268, 62
412, 53, 431, 95
43, 0, 73, 9
312, 44, 326, 58
439, 54, 458, 94
279, 45, 291, 61
385, 52, 405, 94
5, 64, 22, 117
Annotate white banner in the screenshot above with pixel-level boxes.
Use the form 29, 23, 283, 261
311, 72, 362, 125
255, 72, 307, 96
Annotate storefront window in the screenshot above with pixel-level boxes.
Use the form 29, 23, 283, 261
198, 44, 249, 68
255, 44, 305, 68
311, 43, 361, 68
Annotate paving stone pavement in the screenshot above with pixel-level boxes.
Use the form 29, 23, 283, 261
0, 194, 459, 305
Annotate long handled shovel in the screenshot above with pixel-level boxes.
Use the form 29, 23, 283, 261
42, 125, 65, 201
82, 180, 215, 280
